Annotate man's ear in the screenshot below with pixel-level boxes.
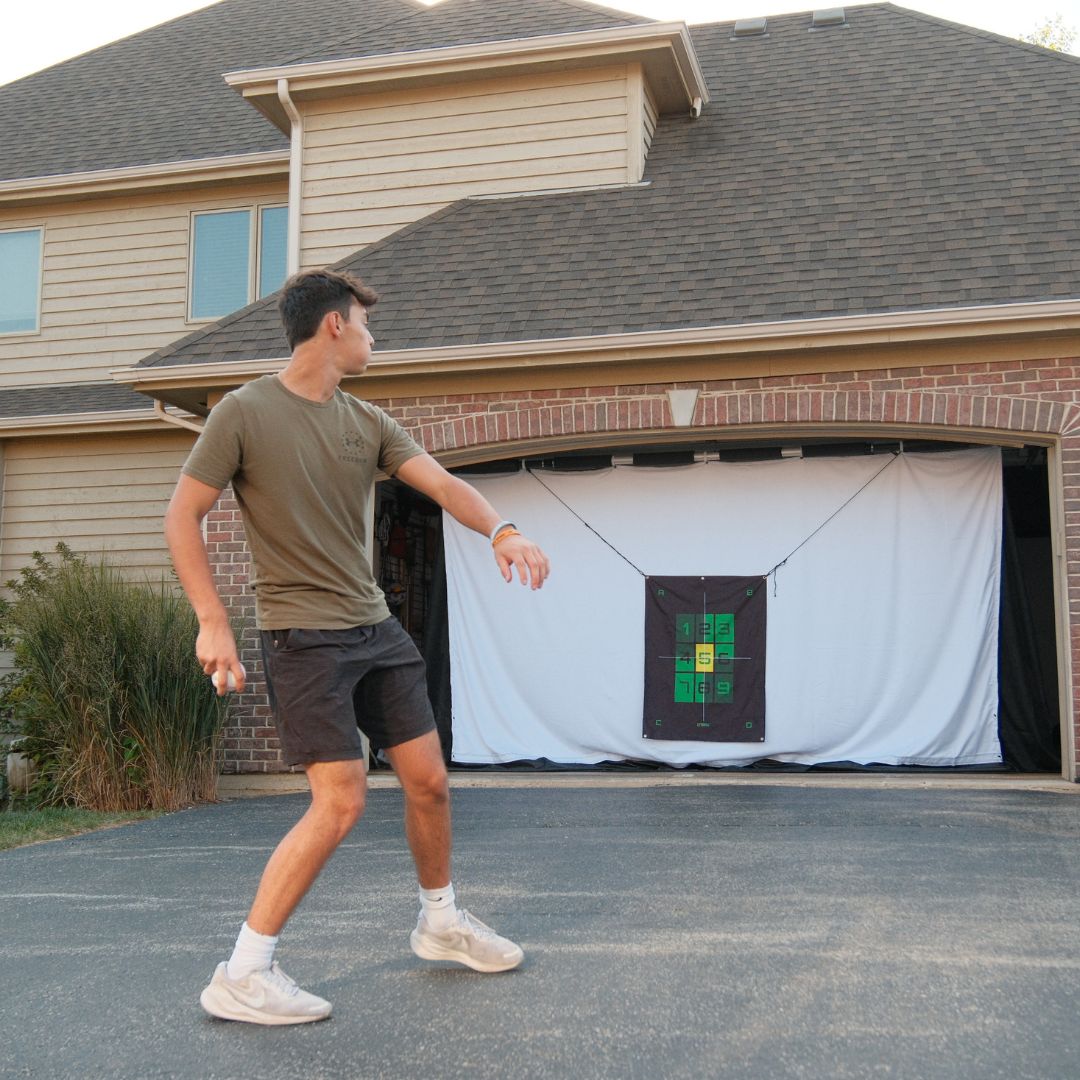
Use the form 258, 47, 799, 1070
322, 309, 343, 338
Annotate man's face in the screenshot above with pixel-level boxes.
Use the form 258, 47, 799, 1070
341, 300, 374, 372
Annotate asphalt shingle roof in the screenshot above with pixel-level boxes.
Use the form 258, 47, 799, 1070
0, 0, 642, 181
0, 384, 153, 420
139, 3, 1080, 368
291, 0, 647, 66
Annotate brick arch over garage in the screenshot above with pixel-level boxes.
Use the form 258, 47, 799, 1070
392, 385, 1080, 783
403, 389, 1080, 455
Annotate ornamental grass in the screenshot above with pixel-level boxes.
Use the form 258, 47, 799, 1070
1, 545, 227, 811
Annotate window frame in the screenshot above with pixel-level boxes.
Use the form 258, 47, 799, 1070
0, 225, 45, 337
256, 204, 289, 302
187, 203, 288, 324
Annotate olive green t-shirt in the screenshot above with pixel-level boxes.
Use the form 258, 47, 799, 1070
182, 374, 424, 630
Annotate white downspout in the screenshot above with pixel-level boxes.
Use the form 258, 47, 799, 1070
154, 399, 204, 433
277, 78, 303, 276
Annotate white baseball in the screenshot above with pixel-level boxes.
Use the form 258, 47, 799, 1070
211, 664, 247, 692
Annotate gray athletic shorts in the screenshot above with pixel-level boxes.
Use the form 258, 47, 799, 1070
259, 617, 436, 767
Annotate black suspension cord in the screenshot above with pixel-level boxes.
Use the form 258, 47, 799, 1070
528, 451, 902, 588
528, 469, 648, 577
763, 451, 901, 593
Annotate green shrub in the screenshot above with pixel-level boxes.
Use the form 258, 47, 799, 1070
0, 545, 228, 811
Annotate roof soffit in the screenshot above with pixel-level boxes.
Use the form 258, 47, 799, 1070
114, 299, 1080, 401
225, 23, 709, 129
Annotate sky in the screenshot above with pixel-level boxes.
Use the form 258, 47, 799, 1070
2, 0, 1078, 86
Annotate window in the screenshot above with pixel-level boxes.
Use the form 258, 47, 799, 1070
258, 206, 288, 300
189, 206, 287, 320
0, 227, 43, 334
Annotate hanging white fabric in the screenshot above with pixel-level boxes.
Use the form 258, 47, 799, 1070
443, 448, 1003, 768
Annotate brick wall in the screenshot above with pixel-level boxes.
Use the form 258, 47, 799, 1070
205, 496, 291, 773
366, 358, 1080, 454
212, 353, 1080, 775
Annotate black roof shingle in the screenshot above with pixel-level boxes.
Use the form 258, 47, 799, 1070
0, 383, 153, 420
0, 0, 644, 182
139, 3, 1080, 368
290, 0, 647, 67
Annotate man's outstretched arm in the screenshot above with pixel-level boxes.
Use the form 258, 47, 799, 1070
164, 473, 247, 694
395, 453, 550, 589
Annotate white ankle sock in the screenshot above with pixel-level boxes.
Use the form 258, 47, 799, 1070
419, 882, 459, 931
226, 921, 279, 980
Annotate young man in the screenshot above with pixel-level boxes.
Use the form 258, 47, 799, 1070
165, 268, 549, 1025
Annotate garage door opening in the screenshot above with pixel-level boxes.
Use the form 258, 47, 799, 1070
1000, 446, 1060, 772
374, 439, 1060, 775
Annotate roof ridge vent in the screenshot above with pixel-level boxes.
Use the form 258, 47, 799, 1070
732, 17, 768, 38
810, 8, 847, 29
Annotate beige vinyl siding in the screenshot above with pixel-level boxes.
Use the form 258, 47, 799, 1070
643, 82, 658, 164
300, 67, 633, 266
0, 430, 194, 583
0, 180, 286, 389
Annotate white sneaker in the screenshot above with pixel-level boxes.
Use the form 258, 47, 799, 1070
199, 961, 332, 1025
410, 909, 524, 972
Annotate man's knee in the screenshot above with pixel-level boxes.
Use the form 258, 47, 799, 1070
317, 787, 365, 838
307, 761, 367, 833
407, 763, 449, 808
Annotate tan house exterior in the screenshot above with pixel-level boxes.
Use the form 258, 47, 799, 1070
1, 0, 1078, 777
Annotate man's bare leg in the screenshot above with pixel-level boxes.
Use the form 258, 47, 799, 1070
384, 730, 451, 889
388, 730, 523, 972
200, 758, 364, 1023
246, 758, 367, 935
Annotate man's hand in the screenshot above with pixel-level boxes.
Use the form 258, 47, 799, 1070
394, 454, 551, 589
494, 533, 550, 590
196, 616, 246, 696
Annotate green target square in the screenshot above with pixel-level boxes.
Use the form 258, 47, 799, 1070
694, 674, 714, 703
696, 615, 714, 643
714, 678, 733, 704
714, 642, 734, 663
675, 647, 695, 673
674, 673, 696, 702
675, 614, 695, 643
714, 614, 734, 644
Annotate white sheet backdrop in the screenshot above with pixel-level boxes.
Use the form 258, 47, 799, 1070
443, 448, 1003, 768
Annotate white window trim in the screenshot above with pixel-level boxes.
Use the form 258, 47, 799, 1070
256, 203, 289, 301
187, 203, 287, 324
0, 224, 44, 338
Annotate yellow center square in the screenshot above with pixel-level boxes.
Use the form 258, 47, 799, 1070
695, 644, 713, 672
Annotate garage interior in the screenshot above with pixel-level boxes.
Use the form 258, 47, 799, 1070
372, 439, 1061, 776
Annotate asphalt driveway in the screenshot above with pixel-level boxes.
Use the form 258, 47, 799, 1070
2, 781, 1079, 1079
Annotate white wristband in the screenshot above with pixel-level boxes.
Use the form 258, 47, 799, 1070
489, 520, 516, 544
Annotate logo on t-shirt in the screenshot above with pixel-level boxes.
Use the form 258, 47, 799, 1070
340, 430, 370, 465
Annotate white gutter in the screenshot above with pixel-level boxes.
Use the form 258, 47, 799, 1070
0, 409, 159, 433
225, 23, 706, 95
0, 405, 207, 437
113, 357, 288, 384
110, 297, 1080, 387
224, 23, 709, 122
0, 150, 290, 202
357, 296, 1080, 365
276, 79, 303, 276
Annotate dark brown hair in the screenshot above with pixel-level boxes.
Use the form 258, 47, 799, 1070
278, 268, 378, 350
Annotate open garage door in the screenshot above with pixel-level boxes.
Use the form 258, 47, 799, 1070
378, 441, 1061, 774
444, 446, 1007, 769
